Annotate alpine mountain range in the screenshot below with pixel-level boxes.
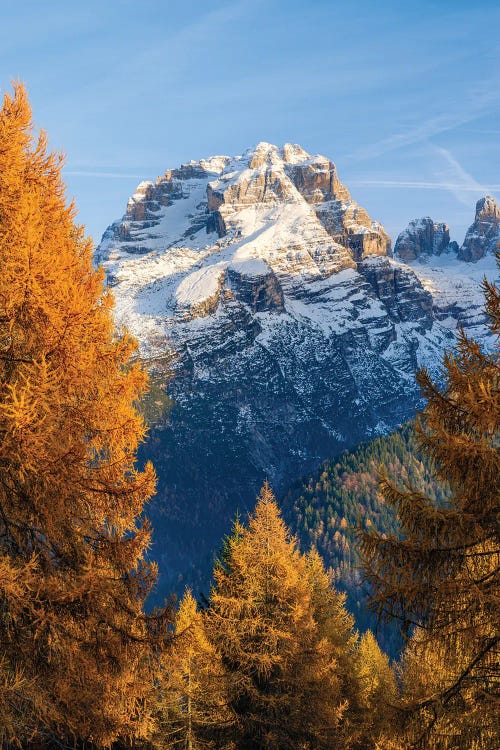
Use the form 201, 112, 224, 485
95, 141, 499, 596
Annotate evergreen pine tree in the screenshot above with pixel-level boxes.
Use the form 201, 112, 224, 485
0, 83, 167, 746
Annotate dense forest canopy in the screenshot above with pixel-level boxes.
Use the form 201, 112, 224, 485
282, 421, 448, 650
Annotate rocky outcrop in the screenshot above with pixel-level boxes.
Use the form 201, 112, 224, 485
458, 195, 500, 261
227, 260, 284, 313
281, 145, 391, 260
285, 152, 350, 203
394, 217, 454, 261
358, 257, 433, 330
94, 156, 230, 263
315, 201, 391, 261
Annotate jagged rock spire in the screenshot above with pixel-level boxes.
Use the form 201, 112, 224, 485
394, 217, 456, 261
458, 195, 500, 262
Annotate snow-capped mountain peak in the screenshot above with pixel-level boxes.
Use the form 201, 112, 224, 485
95, 142, 497, 593
96, 142, 397, 348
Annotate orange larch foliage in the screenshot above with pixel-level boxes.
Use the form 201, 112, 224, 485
207, 482, 351, 750
0, 83, 167, 747
361, 258, 500, 748
155, 590, 234, 749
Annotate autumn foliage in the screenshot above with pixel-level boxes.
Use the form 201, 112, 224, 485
154, 589, 234, 749
0, 83, 165, 746
153, 484, 396, 750
361, 262, 500, 748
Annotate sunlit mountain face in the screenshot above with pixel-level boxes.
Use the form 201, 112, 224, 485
96, 142, 498, 598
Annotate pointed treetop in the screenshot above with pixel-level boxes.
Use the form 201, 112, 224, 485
176, 588, 198, 630
248, 480, 295, 551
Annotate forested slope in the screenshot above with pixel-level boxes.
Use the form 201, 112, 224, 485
282, 422, 447, 650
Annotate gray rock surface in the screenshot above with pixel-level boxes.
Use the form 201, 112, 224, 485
458, 195, 500, 261
394, 217, 454, 261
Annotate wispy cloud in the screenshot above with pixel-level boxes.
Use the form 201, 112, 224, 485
351, 115, 467, 161
65, 170, 145, 178
81, 0, 259, 99
461, 128, 500, 135
349, 178, 500, 191
349, 82, 500, 162
431, 145, 490, 206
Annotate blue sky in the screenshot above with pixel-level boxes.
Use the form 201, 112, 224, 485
1, 0, 499, 245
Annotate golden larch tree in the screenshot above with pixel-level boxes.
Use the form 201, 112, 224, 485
305, 550, 397, 749
353, 630, 397, 749
396, 627, 498, 749
207, 482, 355, 750
154, 589, 234, 750
0, 83, 166, 746
361, 259, 500, 748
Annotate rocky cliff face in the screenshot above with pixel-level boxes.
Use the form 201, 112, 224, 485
96, 143, 495, 595
393, 203, 499, 333
394, 217, 456, 260
458, 195, 500, 261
